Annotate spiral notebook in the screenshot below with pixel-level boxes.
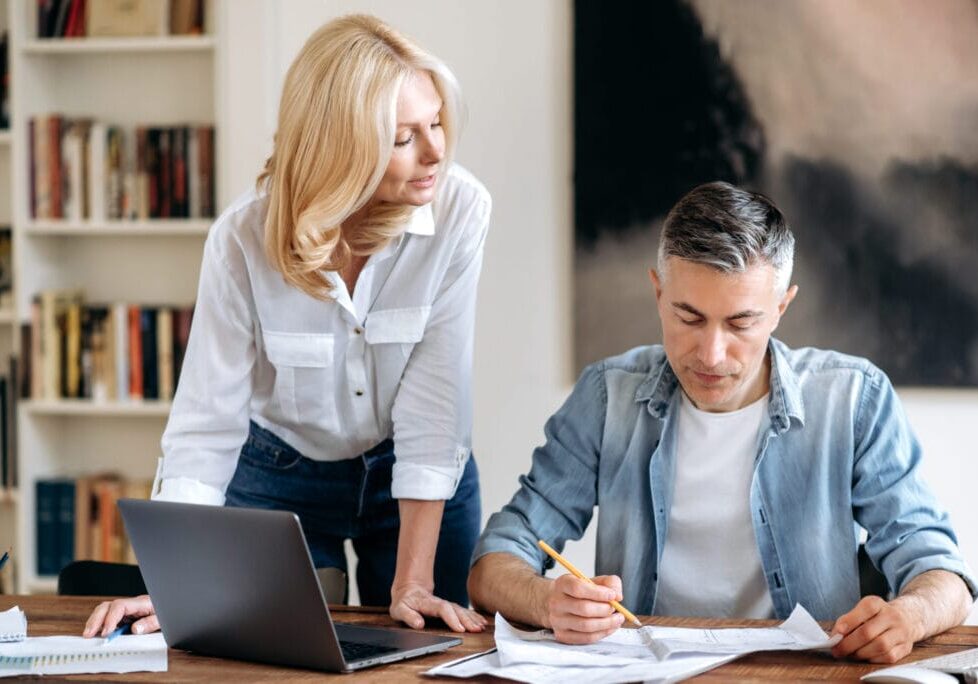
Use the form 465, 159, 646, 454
0, 607, 26, 643
0, 633, 167, 677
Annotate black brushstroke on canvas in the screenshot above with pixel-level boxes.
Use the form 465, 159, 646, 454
573, 0, 765, 247
782, 158, 978, 385
573, 0, 978, 385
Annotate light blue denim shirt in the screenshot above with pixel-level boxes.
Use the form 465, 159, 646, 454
473, 339, 977, 620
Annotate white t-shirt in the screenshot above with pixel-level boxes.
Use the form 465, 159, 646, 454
655, 391, 776, 618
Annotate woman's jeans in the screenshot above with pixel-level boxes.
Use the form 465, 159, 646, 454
224, 421, 481, 607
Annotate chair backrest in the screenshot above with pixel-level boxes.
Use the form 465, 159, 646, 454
58, 560, 148, 596
858, 543, 890, 599
315, 567, 348, 605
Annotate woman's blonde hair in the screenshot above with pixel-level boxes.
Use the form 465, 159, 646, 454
257, 14, 461, 298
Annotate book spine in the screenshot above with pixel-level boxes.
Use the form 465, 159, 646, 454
128, 305, 142, 399
188, 127, 200, 218
156, 307, 173, 400
28, 118, 37, 219
34, 116, 50, 219
19, 323, 32, 400
113, 303, 129, 401
159, 128, 171, 219
140, 307, 158, 400
65, 300, 81, 398
48, 115, 63, 219
87, 122, 106, 222
30, 298, 43, 399
6, 358, 16, 490
40, 291, 60, 400
73, 476, 90, 561
57, 480, 76, 572
36, 480, 58, 575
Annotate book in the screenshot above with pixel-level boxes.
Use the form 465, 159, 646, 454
86, 0, 168, 37
87, 122, 107, 222
56, 481, 76, 573
113, 303, 129, 401
35, 480, 60, 575
73, 475, 92, 561
128, 305, 142, 399
64, 299, 82, 397
139, 307, 158, 400
156, 307, 173, 400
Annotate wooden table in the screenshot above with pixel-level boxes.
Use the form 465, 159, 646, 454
3, 595, 977, 682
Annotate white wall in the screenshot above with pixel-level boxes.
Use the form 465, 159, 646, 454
220, 1, 976, 619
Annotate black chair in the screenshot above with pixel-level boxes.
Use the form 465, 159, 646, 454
57, 561, 147, 596
858, 543, 890, 599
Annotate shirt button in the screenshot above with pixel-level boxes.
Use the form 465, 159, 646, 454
354, 327, 363, 335
355, 390, 364, 396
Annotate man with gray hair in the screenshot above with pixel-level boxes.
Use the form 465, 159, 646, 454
468, 182, 976, 663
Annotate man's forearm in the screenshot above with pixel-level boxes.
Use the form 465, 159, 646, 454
892, 569, 973, 640
468, 552, 554, 627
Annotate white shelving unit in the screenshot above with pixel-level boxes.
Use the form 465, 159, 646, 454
8, 0, 226, 593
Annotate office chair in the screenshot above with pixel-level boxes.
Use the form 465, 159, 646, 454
59, 560, 348, 606
858, 543, 890, 599
58, 561, 148, 596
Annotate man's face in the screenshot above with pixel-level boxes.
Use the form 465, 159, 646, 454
650, 258, 797, 412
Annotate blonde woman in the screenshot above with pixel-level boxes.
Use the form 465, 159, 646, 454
83, 15, 490, 636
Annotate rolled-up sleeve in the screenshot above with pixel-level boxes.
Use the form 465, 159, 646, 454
389, 197, 490, 500
853, 369, 978, 599
154, 227, 257, 505
471, 364, 607, 572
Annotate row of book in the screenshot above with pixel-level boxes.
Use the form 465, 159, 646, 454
29, 115, 216, 221
38, 0, 206, 39
36, 475, 152, 577
22, 290, 195, 402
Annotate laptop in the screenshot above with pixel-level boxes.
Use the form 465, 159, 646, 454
117, 499, 462, 672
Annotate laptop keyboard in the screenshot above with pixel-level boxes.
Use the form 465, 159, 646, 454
340, 640, 399, 662
912, 646, 978, 673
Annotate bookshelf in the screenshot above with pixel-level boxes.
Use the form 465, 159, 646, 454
0, 0, 13, 594
7, 0, 225, 594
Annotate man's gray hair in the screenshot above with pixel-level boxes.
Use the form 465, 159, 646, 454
657, 181, 795, 294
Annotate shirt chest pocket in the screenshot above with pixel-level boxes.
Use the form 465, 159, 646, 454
364, 306, 431, 383
365, 306, 431, 346
262, 331, 338, 429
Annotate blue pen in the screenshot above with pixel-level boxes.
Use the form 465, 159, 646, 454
0, 550, 9, 572
103, 621, 133, 644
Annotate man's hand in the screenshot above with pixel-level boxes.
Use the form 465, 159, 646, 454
830, 596, 921, 663
389, 581, 487, 633
82, 595, 159, 638
545, 574, 625, 644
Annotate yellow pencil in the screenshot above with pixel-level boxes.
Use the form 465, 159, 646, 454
537, 539, 642, 626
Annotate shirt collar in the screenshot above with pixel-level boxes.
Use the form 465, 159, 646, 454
405, 204, 435, 236
634, 338, 805, 431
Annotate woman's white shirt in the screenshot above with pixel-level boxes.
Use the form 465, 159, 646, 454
155, 164, 491, 506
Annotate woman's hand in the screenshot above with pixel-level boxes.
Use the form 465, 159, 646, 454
82, 595, 159, 638
390, 581, 487, 633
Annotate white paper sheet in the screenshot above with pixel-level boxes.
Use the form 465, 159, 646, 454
0, 633, 167, 677
646, 604, 842, 659
425, 604, 839, 684
425, 647, 737, 684
0, 607, 26, 643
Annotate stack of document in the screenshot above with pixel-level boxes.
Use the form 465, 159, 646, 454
0, 632, 167, 677
426, 604, 841, 684
0, 608, 26, 643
